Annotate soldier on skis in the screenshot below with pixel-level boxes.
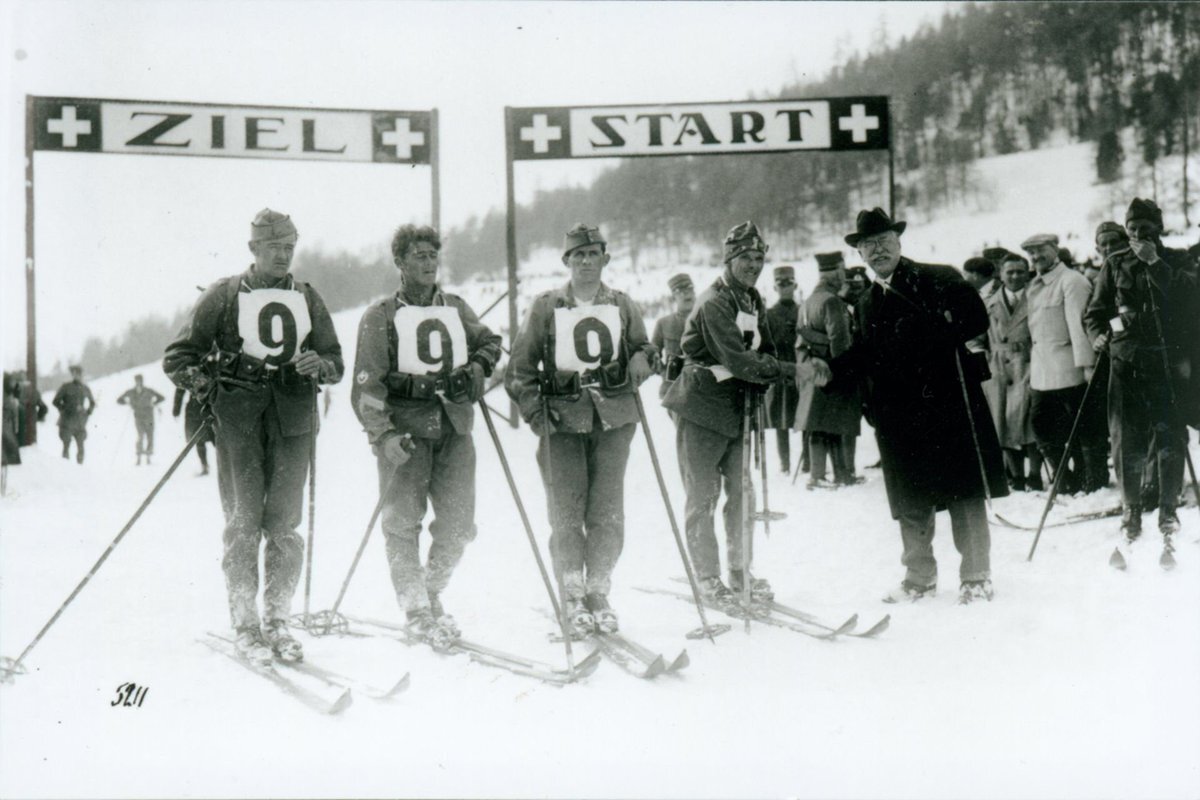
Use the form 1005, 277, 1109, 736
351, 224, 502, 645
52, 365, 95, 464
117, 374, 165, 465
651, 272, 695, 403
505, 223, 654, 636
662, 221, 797, 608
163, 209, 343, 665
1085, 198, 1200, 551
842, 208, 1008, 605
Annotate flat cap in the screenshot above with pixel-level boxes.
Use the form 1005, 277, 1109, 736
1020, 233, 1059, 250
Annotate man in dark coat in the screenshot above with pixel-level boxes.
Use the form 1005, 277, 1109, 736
163, 209, 343, 665
1085, 198, 1200, 547
651, 272, 695, 402
173, 386, 215, 475
838, 266, 870, 478
117, 374, 165, 465
845, 208, 1008, 605
505, 223, 653, 636
663, 221, 797, 607
352, 224, 502, 643
795, 253, 861, 488
52, 365, 95, 464
764, 265, 800, 473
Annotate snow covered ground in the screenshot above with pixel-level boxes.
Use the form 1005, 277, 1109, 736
2, 323, 1198, 798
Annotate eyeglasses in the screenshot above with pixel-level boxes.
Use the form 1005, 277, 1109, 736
857, 237, 894, 254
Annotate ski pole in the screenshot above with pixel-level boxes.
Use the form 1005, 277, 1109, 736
0, 417, 212, 683
1028, 351, 1107, 561
632, 391, 727, 643
533, 397, 577, 676
302, 383, 318, 624
755, 402, 787, 532
739, 391, 755, 633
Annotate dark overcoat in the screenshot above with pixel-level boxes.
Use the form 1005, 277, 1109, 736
853, 258, 1009, 519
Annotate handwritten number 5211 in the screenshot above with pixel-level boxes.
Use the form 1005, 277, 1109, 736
111, 682, 149, 707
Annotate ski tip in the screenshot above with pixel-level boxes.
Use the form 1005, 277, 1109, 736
1160, 552, 1177, 571
386, 673, 412, 697
573, 648, 604, 679
668, 650, 690, 672
834, 614, 859, 636
328, 688, 353, 714
1109, 548, 1127, 571
645, 656, 668, 679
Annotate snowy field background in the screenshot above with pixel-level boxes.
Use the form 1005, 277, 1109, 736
2, 141, 1200, 800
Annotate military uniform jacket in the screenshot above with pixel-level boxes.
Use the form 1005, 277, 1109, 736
1026, 262, 1094, 391
764, 299, 800, 429
162, 267, 343, 438
795, 286, 860, 436
53, 380, 94, 432
651, 311, 686, 399
118, 386, 164, 422
986, 288, 1035, 449
505, 282, 653, 434
662, 273, 798, 439
352, 283, 502, 443
851, 258, 1008, 518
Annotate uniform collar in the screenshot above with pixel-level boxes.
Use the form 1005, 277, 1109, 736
243, 266, 294, 291
397, 280, 443, 307
560, 281, 616, 307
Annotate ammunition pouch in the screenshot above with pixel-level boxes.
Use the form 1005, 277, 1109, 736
663, 354, 684, 382
218, 352, 306, 389
386, 372, 440, 401
444, 365, 474, 404
584, 360, 630, 395
539, 370, 582, 400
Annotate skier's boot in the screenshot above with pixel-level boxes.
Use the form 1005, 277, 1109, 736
407, 607, 455, 650
957, 578, 995, 605
233, 626, 274, 667
586, 593, 619, 634
428, 593, 461, 640
564, 597, 595, 638
1158, 508, 1181, 537
698, 576, 736, 610
261, 618, 303, 663
1120, 505, 1142, 543
882, 580, 936, 604
729, 569, 774, 604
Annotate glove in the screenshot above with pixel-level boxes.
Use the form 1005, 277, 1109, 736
188, 368, 215, 404
1092, 332, 1110, 353
628, 351, 652, 386
379, 433, 415, 466
292, 351, 325, 380
528, 406, 561, 437
466, 362, 487, 403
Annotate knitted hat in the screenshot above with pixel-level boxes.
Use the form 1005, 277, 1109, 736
1125, 197, 1163, 228
723, 221, 769, 262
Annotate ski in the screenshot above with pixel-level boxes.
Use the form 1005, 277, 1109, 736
636, 586, 855, 641
208, 631, 410, 699
1161, 538, 1177, 570
667, 577, 883, 639
537, 608, 685, 679
199, 635, 352, 715
343, 614, 601, 685
992, 506, 1122, 532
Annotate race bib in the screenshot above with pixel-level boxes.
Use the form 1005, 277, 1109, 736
554, 304, 622, 373
394, 305, 468, 375
237, 289, 312, 365
736, 310, 762, 351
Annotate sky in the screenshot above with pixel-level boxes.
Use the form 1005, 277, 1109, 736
1, 0, 952, 370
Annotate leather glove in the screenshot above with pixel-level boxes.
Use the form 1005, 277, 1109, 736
379, 433, 415, 466
466, 362, 487, 403
628, 351, 652, 386
528, 406, 561, 437
1092, 332, 1110, 353
188, 369, 215, 404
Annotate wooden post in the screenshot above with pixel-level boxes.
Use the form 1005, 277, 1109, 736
430, 108, 441, 232
24, 95, 38, 446
504, 107, 520, 428
887, 97, 896, 218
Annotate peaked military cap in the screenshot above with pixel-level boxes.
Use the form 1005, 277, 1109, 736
844, 207, 906, 247
814, 252, 845, 271
1020, 233, 1059, 250
773, 265, 796, 281
250, 208, 299, 244
1125, 197, 1163, 228
844, 266, 868, 281
668, 272, 693, 292
723, 221, 769, 262
563, 223, 607, 256
1095, 221, 1127, 241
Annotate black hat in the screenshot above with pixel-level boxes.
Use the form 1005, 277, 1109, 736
845, 207, 906, 247
1125, 197, 1163, 228
982, 247, 1011, 264
963, 257, 995, 277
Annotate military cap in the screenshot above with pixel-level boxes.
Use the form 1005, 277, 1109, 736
1020, 233, 1059, 250
1094, 221, 1127, 242
723, 221, 769, 263
667, 272, 693, 292
1125, 197, 1163, 228
963, 257, 996, 277
814, 252, 845, 271
845, 207, 906, 247
69, 364, 82, 374
562, 223, 607, 257
845, 266, 868, 281
982, 247, 1012, 264
250, 208, 299, 244
773, 265, 796, 282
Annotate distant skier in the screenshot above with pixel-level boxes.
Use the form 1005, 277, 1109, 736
505, 223, 654, 636
163, 209, 343, 666
2, 374, 21, 469
117, 374, 165, 465
662, 222, 797, 608
842, 208, 1007, 605
764, 265, 800, 474
172, 386, 215, 475
650, 272, 694, 402
350, 224, 501, 645
52, 365, 95, 464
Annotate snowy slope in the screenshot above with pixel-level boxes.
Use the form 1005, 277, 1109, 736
3, 141, 1200, 800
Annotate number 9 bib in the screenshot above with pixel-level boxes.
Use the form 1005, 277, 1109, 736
394, 306, 468, 374
237, 289, 313, 365
553, 305, 622, 373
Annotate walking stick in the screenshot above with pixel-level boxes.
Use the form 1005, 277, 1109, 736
1027, 352, 1107, 561
632, 391, 728, 642
1, 418, 213, 683
535, 397, 577, 676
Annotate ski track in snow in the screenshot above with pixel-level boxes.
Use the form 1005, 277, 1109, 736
4, 143, 1200, 799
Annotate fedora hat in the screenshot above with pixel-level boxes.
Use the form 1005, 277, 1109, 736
845, 207, 906, 247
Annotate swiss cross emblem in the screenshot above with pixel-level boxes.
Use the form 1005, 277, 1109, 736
829, 97, 888, 150
512, 108, 570, 160
372, 113, 431, 164
33, 98, 102, 152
